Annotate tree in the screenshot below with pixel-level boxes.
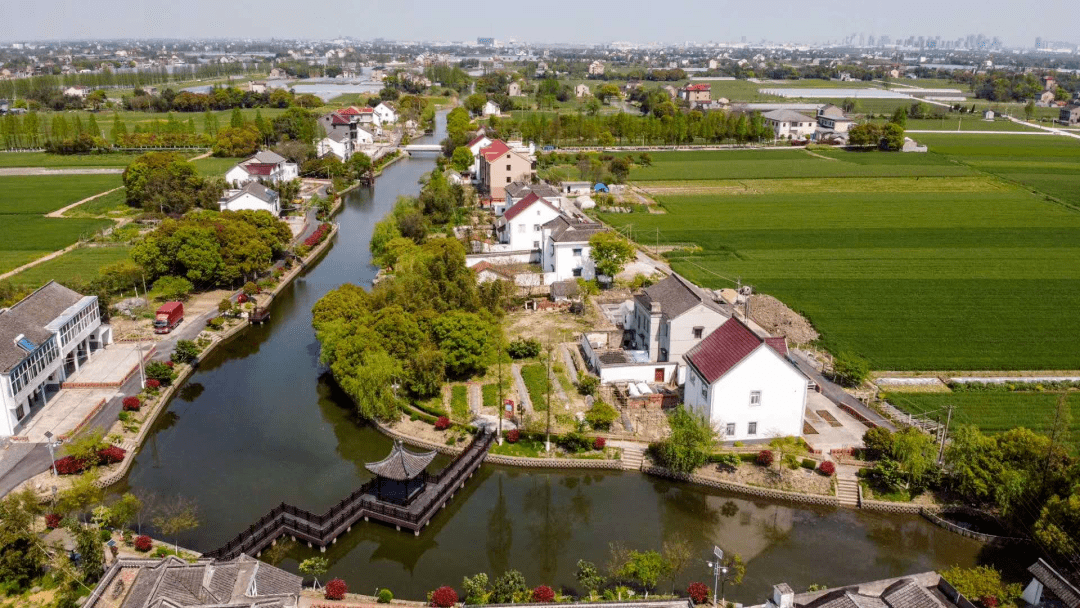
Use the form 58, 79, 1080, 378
464, 94, 487, 116
650, 407, 716, 474
609, 157, 631, 183
891, 428, 938, 491
881, 122, 905, 151
768, 435, 804, 479
491, 569, 528, 604
889, 106, 908, 128
662, 535, 693, 593
589, 231, 635, 281
122, 152, 218, 214
0, 491, 47, 592
172, 339, 201, 364
938, 566, 1021, 608
619, 550, 668, 591
831, 352, 870, 387
1024, 101, 1036, 120
451, 146, 474, 173
431, 312, 494, 378
299, 557, 329, 589
70, 519, 105, 584
109, 493, 142, 531
152, 495, 199, 554
348, 152, 374, 181
575, 560, 606, 597
151, 276, 194, 301
230, 107, 244, 129
213, 126, 260, 157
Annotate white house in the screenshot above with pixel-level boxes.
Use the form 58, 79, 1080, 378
482, 100, 501, 117
763, 109, 818, 140
540, 216, 606, 282
588, 60, 605, 75
575, 84, 591, 98
63, 86, 90, 98
317, 130, 353, 161
504, 181, 562, 216
496, 192, 562, 251
224, 150, 298, 186
218, 182, 281, 215
466, 133, 493, 179
815, 105, 855, 140
1, 282, 111, 437
629, 273, 732, 375
374, 102, 398, 125
507, 82, 523, 97
683, 317, 808, 442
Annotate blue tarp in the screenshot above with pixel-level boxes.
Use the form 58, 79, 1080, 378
593, 183, 609, 192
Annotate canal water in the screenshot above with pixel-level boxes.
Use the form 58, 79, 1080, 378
114, 113, 992, 602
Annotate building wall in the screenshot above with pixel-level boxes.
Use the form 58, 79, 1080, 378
685, 347, 806, 441
506, 202, 559, 250
317, 137, 351, 161
220, 193, 279, 215
768, 119, 817, 140
542, 240, 595, 282
667, 306, 729, 365
484, 151, 535, 201
224, 165, 251, 186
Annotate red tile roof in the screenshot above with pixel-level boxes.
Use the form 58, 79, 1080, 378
503, 192, 558, 221
243, 163, 276, 176
684, 84, 711, 91
337, 106, 360, 115
479, 139, 510, 161
686, 318, 789, 384
329, 112, 350, 125
467, 134, 490, 148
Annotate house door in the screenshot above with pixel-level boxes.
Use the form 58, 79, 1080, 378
654, 368, 665, 382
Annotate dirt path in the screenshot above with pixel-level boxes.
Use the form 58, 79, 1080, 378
188, 150, 213, 161
45, 185, 123, 217
0, 167, 124, 176
803, 149, 839, 161
0, 243, 81, 281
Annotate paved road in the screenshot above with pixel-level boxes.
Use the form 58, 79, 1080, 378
0, 306, 220, 497
789, 349, 895, 431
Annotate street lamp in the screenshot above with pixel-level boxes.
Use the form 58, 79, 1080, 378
128, 311, 146, 389
44, 430, 58, 476
706, 546, 730, 608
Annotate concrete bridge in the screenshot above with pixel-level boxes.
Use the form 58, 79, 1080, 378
402, 144, 442, 152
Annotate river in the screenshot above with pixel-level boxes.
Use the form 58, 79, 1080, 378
112, 112, 994, 603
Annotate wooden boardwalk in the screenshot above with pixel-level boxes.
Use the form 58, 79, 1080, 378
202, 431, 494, 560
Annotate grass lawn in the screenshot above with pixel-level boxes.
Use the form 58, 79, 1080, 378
886, 392, 1080, 437
0, 152, 145, 168
2, 246, 132, 291
606, 142, 1080, 370
191, 156, 244, 177
0, 174, 123, 215
490, 436, 545, 458
450, 385, 470, 422
520, 363, 553, 410
901, 117, 1044, 132
482, 383, 500, 409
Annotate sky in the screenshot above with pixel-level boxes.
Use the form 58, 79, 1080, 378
3, 0, 1075, 47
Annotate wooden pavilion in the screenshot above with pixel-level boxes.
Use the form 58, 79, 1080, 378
364, 440, 437, 506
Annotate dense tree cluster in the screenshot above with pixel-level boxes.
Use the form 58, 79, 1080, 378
132, 209, 291, 288
124, 85, 322, 113
122, 152, 224, 213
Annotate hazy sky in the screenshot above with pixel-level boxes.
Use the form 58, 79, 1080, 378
3, 0, 1074, 47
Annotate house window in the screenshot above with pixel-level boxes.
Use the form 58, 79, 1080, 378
518, 224, 525, 233
506, 164, 511, 171
534, 224, 540, 231
701, 386, 708, 399
750, 391, 761, 406
533, 241, 540, 249
506, 176, 512, 183
572, 248, 583, 256
689, 374, 696, 385
726, 423, 736, 436
748, 422, 758, 435
693, 326, 704, 339
572, 268, 582, 277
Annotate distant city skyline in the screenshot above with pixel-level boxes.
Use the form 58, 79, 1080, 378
3, 0, 1076, 47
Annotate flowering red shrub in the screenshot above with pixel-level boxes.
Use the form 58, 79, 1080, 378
593, 437, 606, 450
818, 461, 836, 476
688, 582, 710, 605
237, 293, 248, 304
45, 513, 62, 529
430, 586, 458, 607
980, 597, 999, 608
134, 535, 153, 552
54, 455, 88, 475
532, 585, 555, 603
304, 223, 332, 248
97, 446, 127, 465
146, 379, 161, 389
165, 361, 175, 368
325, 578, 348, 600
434, 416, 451, 430
756, 450, 774, 467
123, 396, 141, 411
506, 429, 520, 443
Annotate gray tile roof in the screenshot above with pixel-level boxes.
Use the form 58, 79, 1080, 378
543, 216, 607, 243
637, 273, 728, 320
763, 109, 817, 123
252, 562, 303, 597
0, 281, 83, 373
506, 181, 560, 200
880, 580, 943, 608
105, 555, 300, 608
225, 182, 278, 205
802, 580, 945, 608
1029, 559, 1080, 608
365, 440, 436, 480
248, 150, 287, 165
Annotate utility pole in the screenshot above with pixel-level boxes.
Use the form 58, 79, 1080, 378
544, 343, 553, 453
937, 404, 953, 463
497, 330, 504, 443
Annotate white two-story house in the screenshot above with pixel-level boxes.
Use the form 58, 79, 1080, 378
630, 273, 731, 382
1, 282, 111, 437
540, 216, 606, 283
374, 102, 398, 125
224, 150, 299, 186
218, 182, 281, 215
496, 192, 562, 251
763, 109, 818, 140
684, 317, 808, 442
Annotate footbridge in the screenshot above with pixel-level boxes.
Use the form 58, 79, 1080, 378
402, 144, 442, 152
202, 431, 494, 560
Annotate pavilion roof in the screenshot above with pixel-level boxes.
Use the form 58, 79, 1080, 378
365, 440, 436, 480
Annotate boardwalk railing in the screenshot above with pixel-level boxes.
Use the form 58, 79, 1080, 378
202, 431, 494, 560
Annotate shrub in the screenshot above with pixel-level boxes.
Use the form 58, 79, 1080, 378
980, 597, 998, 608
862, 427, 894, 460
377, 589, 394, 603
688, 582, 710, 605
818, 461, 836, 476
714, 453, 741, 471
557, 430, 590, 453
325, 578, 348, 600
430, 586, 458, 607
45, 513, 62, 529
304, 223, 332, 248
146, 379, 161, 390
206, 317, 225, 330
54, 455, 87, 475
435, 416, 451, 430
100, 527, 112, 541
134, 535, 153, 552
801, 458, 817, 470
576, 374, 599, 396
145, 361, 176, 386
593, 437, 606, 450
507, 338, 542, 359
832, 352, 870, 387
122, 396, 141, 411
151, 275, 193, 301
171, 339, 200, 364
756, 450, 774, 467
97, 446, 127, 465
506, 429, 520, 443
585, 399, 618, 430
532, 585, 555, 603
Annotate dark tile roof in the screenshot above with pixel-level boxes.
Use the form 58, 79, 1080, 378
880, 579, 942, 608
1029, 559, 1080, 608
252, 561, 303, 596
0, 281, 84, 373
637, 273, 726, 320
225, 182, 278, 205
365, 440, 436, 480
105, 555, 299, 608
543, 215, 607, 243
802, 580, 945, 608
249, 150, 287, 165
685, 317, 792, 384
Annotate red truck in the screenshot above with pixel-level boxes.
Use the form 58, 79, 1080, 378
154, 302, 184, 334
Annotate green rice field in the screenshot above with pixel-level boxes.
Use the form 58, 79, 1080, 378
192, 156, 244, 177
0, 174, 122, 214
605, 138, 1080, 371
886, 392, 1080, 437
1, 246, 132, 291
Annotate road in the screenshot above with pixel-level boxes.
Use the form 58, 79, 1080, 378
788, 349, 895, 432
0, 167, 124, 176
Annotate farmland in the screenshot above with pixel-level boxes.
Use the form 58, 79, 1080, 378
601, 138, 1080, 371
886, 391, 1080, 437
1, 246, 132, 292
0, 174, 122, 214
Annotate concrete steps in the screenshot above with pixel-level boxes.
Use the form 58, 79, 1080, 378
836, 474, 860, 507
620, 445, 646, 471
